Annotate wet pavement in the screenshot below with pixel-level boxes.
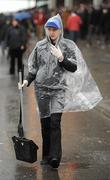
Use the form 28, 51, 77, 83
0, 38, 110, 180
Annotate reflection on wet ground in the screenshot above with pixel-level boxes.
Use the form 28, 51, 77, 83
0, 160, 110, 180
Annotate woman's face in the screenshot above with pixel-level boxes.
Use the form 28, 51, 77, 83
47, 27, 60, 41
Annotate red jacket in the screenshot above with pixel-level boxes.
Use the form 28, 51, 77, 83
33, 11, 46, 26
67, 13, 82, 31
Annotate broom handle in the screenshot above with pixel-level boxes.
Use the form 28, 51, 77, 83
19, 71, 24, 128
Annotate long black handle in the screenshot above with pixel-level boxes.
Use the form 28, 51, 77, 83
18, 70, 24, 137
18, 103, 24, 137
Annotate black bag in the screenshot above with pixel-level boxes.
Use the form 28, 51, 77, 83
12, 70, 39, 163
12, 136, 38, 163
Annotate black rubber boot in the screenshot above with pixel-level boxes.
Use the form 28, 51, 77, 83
50, 158, 59, 169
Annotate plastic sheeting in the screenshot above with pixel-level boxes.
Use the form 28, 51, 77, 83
28, 14, 103, 118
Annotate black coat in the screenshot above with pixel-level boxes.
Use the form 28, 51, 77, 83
6, 25, 27, 49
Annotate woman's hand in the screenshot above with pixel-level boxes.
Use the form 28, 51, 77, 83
50, 45, 64, 61
18, 80, 28, 89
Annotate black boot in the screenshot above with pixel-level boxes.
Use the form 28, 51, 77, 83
50, 158, 59, 168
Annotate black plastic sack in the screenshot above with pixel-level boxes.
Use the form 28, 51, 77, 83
12, 136, 39, 163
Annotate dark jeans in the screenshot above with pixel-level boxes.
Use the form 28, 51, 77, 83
69, 31, 79, 43
105, 27, 110, 45
9, 48, 23, 74
40, 113, 62, 163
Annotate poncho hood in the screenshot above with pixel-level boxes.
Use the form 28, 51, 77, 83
44, 14, 64, 44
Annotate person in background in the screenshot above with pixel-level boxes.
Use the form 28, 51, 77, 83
67, 10, 82, 43
33, 9, 46, 40
5, 19, 27, 74
78, 3, 89, 40
60, 7, 70, 38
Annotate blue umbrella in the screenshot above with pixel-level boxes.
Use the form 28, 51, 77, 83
14, 11, 31, 21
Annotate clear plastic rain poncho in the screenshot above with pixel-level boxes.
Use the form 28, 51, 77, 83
28, 14, 103, 118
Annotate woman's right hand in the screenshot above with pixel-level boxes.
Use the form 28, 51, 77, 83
18, 80, 28, 89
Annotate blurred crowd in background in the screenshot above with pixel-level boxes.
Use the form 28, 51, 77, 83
0, 1, 110, 74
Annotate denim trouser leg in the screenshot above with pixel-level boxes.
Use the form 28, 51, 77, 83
69, 31, 79, 43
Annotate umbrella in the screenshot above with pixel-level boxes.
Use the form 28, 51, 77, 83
14, 11, 31, 21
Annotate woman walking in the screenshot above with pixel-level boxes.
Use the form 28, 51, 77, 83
18, 14, 102, 169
